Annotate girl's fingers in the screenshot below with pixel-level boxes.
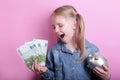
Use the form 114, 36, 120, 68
34, 60, 38, 71
31, 61, 47, 74
93, 67, 105, 76
93, 66, 110, 80
102, 65, 108, 71
38, 63, 42, 72
31, 61, 35, 71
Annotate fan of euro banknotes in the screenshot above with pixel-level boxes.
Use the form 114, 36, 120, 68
17, 39, 48, 70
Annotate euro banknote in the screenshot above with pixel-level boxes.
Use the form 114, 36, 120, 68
17, 39, 48, 70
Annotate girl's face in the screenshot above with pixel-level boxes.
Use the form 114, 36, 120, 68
51, 15, 76, 43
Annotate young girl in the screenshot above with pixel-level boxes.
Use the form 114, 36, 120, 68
32, 5, 110, 80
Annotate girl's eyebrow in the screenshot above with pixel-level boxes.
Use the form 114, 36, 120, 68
51, 22, 63, 27
51, 23, 61, 26
57, 23, 63, 25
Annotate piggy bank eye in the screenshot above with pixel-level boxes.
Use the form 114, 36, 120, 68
95, 57, 98, 60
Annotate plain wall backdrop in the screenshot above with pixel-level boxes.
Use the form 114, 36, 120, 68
0, 0, 120, 80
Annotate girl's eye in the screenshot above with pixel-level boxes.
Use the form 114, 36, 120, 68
59, 25, 63, 28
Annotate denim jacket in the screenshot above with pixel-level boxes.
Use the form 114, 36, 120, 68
41, 39, 100, 80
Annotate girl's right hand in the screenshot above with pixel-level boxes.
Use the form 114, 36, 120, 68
31, 60, 48, 74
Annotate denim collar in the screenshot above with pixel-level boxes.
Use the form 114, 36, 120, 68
55, 40, 79, 54
55, 39, 91, 51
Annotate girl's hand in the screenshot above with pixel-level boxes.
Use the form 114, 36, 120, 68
93, 65, 111, 80
31, 60, 48, 74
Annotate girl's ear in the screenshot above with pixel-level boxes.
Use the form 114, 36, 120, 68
73, 20, 77, 30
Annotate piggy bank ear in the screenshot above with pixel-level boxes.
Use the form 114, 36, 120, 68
88, 54, 92, 58
94, 52, 101, 57
94, 51, 100, 54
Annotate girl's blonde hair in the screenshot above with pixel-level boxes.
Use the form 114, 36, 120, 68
52, 5, 85, 60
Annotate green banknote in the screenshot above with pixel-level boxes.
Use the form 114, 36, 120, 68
17, 39, 48, 70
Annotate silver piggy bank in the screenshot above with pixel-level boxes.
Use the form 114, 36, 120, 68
87, 52, 108, 70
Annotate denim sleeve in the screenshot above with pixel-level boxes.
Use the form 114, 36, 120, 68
41, 48, 55, 80
85, 40, 101, 80
85, 39, 99, 54
89, 42, 99, 54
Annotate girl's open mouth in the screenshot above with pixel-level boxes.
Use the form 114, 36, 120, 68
58, 32, 65, 39
60, 34, 65, 38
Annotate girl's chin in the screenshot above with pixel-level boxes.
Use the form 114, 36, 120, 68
59, 38, 65, 42
58, 36, 69, 43
60, 38, 68, 43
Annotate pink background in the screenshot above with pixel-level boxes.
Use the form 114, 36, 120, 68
0, 0, 120, 80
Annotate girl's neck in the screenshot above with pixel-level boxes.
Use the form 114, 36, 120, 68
65, 41, 77, 52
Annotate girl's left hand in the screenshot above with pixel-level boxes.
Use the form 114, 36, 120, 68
93, 65, 111, 80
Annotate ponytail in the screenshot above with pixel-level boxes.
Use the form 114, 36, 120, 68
75, 13, 85, 61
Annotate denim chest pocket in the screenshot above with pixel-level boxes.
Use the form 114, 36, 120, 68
54, 49, 63, 80
55, 63, 63, 80
54, 50, 63, 72
55, 63, 62, 72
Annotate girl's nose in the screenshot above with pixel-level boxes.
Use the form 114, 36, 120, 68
54, 27, 59, 33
